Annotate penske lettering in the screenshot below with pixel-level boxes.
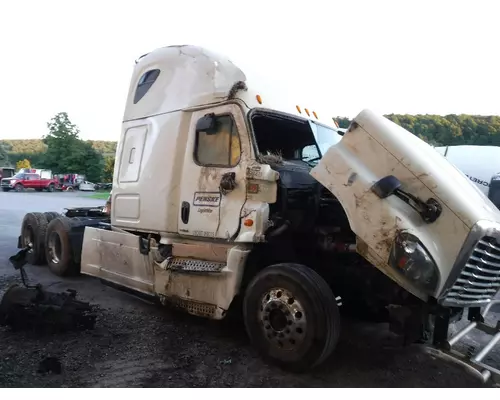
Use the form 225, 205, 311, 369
193, 191, 221, 207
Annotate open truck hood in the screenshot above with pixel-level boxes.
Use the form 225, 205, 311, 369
310, 109, 500, 300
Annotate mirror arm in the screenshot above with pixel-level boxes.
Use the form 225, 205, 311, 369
393, 188, 442, 223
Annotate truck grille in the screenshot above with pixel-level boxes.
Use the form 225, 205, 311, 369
443, 236, 500, 306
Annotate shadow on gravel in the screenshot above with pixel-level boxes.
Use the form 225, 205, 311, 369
0, 273, 491, 388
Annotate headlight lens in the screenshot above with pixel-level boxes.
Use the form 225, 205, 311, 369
388, 232, 439, 294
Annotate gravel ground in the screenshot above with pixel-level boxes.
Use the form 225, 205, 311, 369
0, 191, 498, 387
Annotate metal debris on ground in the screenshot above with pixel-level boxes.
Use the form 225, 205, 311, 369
0, 247, 97, 333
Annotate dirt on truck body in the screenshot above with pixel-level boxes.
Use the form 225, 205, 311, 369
9, 45, 500, 383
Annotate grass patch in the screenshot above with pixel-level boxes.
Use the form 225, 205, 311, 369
87, 191, 110, 200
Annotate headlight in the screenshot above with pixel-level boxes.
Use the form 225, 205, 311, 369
388, 232, 439, 294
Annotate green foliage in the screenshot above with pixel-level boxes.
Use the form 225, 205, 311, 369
102, 155, 115, 183
0, 139, 46, 154
334, 114, 500, 147
87, 140, 117, 156
8, 151, 46, 167
16, 159, 31, 169
0, 113, 117, 181
41, 112, 105, 182
0, 142, 10, 166
0, 139, 116, 157
3, 113, 500, 177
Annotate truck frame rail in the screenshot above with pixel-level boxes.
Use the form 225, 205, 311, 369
426, 299, 500, 385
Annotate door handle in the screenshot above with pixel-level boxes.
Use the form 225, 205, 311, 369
181, 201, 190, 224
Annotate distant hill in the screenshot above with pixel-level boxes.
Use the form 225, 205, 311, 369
336, 114, 500, 146
0, 139, 117, 157
3, 112, 500, 160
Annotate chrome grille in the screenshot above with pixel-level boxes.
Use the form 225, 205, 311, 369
443, 236, 500, 306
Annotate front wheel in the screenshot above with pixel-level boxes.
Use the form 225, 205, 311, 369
15, 184, 24, 192
47, 184, 55, 192
243, 263, 341, 372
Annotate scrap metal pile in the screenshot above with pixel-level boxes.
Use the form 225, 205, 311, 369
0, 246, 97, 333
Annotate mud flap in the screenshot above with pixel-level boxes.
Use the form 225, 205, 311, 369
425, 300, 500, 385
81, 227, 155, 295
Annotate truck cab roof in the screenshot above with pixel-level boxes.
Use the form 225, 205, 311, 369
125, 45, 338, 130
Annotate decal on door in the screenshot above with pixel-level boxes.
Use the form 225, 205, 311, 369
193, 191, 221, 207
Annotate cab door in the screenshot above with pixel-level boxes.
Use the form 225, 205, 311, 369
178, 104, 250, 240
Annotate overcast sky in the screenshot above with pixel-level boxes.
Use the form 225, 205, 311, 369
0, 0, 498, 141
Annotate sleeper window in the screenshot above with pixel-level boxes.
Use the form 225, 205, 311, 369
195, 115, 241, 167
133, 69, 160, 104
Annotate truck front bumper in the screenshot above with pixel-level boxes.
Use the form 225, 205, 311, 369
426, 299, 500, 385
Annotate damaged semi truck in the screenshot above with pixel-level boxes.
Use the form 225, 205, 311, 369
14, 45, 500, 379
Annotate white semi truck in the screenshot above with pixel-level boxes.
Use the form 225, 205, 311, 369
435, 145, 500, 209
14, 45, 500, 379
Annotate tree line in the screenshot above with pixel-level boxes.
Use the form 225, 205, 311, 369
0, 138, 116, 155
336, 114, 500, 146
2, 112, 500, 183
0, 112, 115, 183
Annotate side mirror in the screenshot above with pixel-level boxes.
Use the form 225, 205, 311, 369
196, 113, 217, 135
371, 175, 402, 199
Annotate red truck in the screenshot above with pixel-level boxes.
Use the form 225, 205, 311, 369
1, 172, 58, 192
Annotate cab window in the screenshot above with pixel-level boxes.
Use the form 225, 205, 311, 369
195, 115, 241, 167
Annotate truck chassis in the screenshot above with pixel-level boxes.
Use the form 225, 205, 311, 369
11, 207, 500, 383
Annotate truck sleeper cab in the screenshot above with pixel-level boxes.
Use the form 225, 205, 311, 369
18, 45, 500, 378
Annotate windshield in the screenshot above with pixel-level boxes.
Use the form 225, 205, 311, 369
12, 173, 25, 179
302, 121, 343, 165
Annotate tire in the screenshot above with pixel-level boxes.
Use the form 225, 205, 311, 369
15, 184, 24, 192
47, 184, 55, 192
20, 212, 49, 265
66, 186, 74, 192
2, 188, 9, 192
35, 188, 43, 192
43, 212, 61, 223
243, 263, 341, 372
45, 216, 79, 276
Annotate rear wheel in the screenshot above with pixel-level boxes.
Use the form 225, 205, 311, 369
14, 184, 24, 192
47, 184, 55, 192
20, 212, 49, 265
45, 216, 79, 276
243, 263, 341, 372
43, 212, 61, 223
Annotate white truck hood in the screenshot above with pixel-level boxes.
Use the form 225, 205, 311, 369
311, 109, 500, 300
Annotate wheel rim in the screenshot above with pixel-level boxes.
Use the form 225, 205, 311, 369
259, 288, 307, 351
47, 231, 62, 264
15, 185, 22, 192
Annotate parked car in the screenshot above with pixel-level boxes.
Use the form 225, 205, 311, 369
79, 181, 96, 191
1, 172, 58, 192
95, 182, 112, 191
